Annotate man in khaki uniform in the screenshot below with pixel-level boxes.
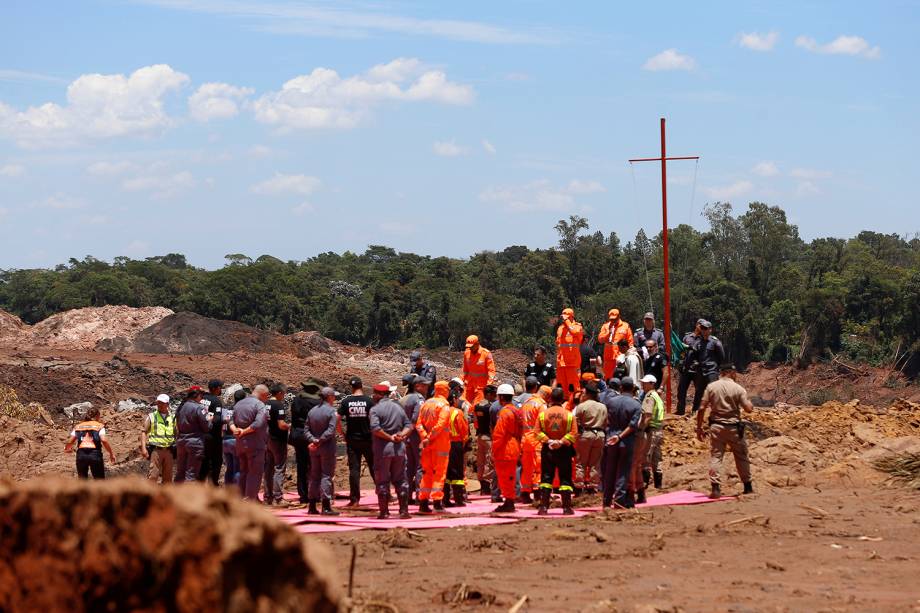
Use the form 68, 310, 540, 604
628, 379, 653, 504
573, 383, 607, 494
696, 363, 754, 498
141, 393, 176, 484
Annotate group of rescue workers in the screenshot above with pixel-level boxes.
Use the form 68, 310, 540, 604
66, 308, 755, 516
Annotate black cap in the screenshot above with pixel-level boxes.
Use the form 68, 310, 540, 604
349, 376, 363, 389
401, 373, 415, 385
483, 384, 498, 395
583, 382, 598, 394
608, 378, 621, 389
719, 362, 736, 371
207, 379, 223, 390
409, 350, 422, 361
414, 375, 431, 386
620, 376, 635, 390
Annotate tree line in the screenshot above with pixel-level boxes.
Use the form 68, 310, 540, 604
1, 202, 918, 374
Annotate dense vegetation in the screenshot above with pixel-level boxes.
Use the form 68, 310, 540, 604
2, 202, 918, 372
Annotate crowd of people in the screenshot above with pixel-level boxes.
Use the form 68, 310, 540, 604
65, 308, 754, 515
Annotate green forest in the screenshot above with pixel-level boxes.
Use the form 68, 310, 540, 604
2, 202, 918, 373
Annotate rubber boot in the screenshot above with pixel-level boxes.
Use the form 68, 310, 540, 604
493, 499, 516, 513
624, 491, 636, 509
442, 484, 454, 507
520, 491, 533, 504
321, 498, 339, 516
573, 486, 583, 497
636, 489, 647, 505
433, 499, 444, 512
708, 484, 721, 500
480, 482, 491, 496
537, 489, 549, 516
418, 500, 432, 514
398, 492, 411, 519
642, 467, 652, 489
307, 500, 319, 515
452, 485, 467, 507
653, 471, 663, 489
562, 491, 575, 515
743, 481, 754, 495
376, 495, 390, 520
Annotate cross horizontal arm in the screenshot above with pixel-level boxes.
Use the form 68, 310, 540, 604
628, 156, 700, 163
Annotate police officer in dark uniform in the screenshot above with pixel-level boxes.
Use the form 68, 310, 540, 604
199, 378, 224, 484
408, 350, 437, 398
174, 386, 210, 483
523, 346, 556, 387
290, 378, 323, 505
676, 319, 725, 415
338, 376, 375, 506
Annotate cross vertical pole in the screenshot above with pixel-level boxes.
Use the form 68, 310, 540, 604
660, 118, 673, 414
628, 119, 698, 414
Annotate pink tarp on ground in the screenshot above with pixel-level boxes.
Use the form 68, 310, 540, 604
336, 515, 519, 530
294, 524, 367, 534
581, 490, 735, 512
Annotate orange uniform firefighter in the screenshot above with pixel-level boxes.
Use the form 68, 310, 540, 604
443, 400, 470, 507
535, 387, 579, 515
416, 381, 452, 513
491, 383, 523, 513
598, 308, 633, 380
519, 381, 549, 503
556, 308, 584, 399
462, 335, 496, 405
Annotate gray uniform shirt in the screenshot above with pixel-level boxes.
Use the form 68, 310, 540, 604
176, 400, 209, 441
370, 398, 412, 458
306, 401, 338, 450
233, 396, 269, 451
401, 392, 424, 443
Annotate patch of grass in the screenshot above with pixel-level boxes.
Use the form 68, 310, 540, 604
873, 453, 920, 489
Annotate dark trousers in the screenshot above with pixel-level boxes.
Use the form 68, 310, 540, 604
291, 428, 311, 502
237, 443, 266, 500
406, 434, 421, 498
676, 371, 717, 414
76, 449, 105, 479
346, 439, 375, 502
602, 439, 634, 507
374, 454, 408, 499
309, 446, 336, 502
175, 438, 204, 483
446, 441, 466, 485
263, 438, 288, 503
540, 444, 575, 491
222, 437, 239, 485
198, 433, 223, 484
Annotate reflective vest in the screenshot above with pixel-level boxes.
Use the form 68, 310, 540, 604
536, 406, 577, 445
448, 408, 469, 442
74, 421, 103, 450
520, 396, 546, 438
648, 391, 665, 429
148, 410, 176, 448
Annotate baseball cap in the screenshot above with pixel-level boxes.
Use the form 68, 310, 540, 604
156, 393, 170, 404
524, 375, 540, 387
409, 350, 421, 361
207, 379, 223, 390
401, 373, 415, 385
413, 375, 431, 387
562, 307, 574, 317
434, 380, 450, 395
379, 380, 397, 392
608, 377, 621, 389
349, 376, 363, 388
640, 374, 658, 384
465, 334, 479, 348
620, 376, 635, 389
643, 312, 655, 320
581, 372, 596, 381
719, 362, 736, 372
608, 308, 620, 318
373, 382, 391, 393
449, 377, 464, 389
698, 319, 712, 329
496, 383, 515, 396
187, 385, 203, 394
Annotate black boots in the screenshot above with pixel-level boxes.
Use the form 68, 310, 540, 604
636, 489, 647, 505
376, 495, 390, 520
397, 492, 411, 519
743, 481, 754, 495
493, 499, 516, 513
520, 491, 533, 504
433, 500, 443, 511
308, 500, 319, 515
561, 491, 574, 515
537, 489, 550, 515
642, 468, 652, 489
653, 471, 663, 489
480, 482, 491, 496
452, 485, 467, 507
442, 484, 455, 507
708, 484, 721, 499
321, 499, 339, 516
418, 500, 432, 514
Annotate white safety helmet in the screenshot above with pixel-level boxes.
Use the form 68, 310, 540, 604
496, 383, 515, 396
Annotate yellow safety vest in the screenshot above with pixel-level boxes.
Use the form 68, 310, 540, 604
148, 410, 176, 448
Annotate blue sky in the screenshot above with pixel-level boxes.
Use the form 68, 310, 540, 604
1, 1, 917, 269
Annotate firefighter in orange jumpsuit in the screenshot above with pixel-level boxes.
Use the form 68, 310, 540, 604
416, 380, 452, 514
443, 391, 470, 507
535, 387, 579, 515
519, 379, 549, 504
556, 308, 584, 399
598, 308, 633, 381
491, 383, 523, 512
462, 335, 496, 405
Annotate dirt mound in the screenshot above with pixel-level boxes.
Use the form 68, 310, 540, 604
0, 478, 339, 612
28, 306, 174, 350
125, 312, 304, 356
289, 330, 333, 353
0, 309, 27, 344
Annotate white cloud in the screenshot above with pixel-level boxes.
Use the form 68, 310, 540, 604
736, 31, 779, 52
86, 160, 133, 176
252, 58, 473, 131
0, 163, 25, 177
251, 173, 321, 196
188, 82, 254, 121
291, 202, 315, 216
790, 168, 832, 179
136, 0, 554, 44
34, 193, 86, 210
0, 69, 68, 84
0, 64, 189, 147
122, 170, 195, 199
752, 161, 779, 177
643, 49, 696, 72
479, 179, 605, 213
705, 180, 753, 201
795, 35, 880, 59
432, 140, 468, 157
482, 139, 496, 155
